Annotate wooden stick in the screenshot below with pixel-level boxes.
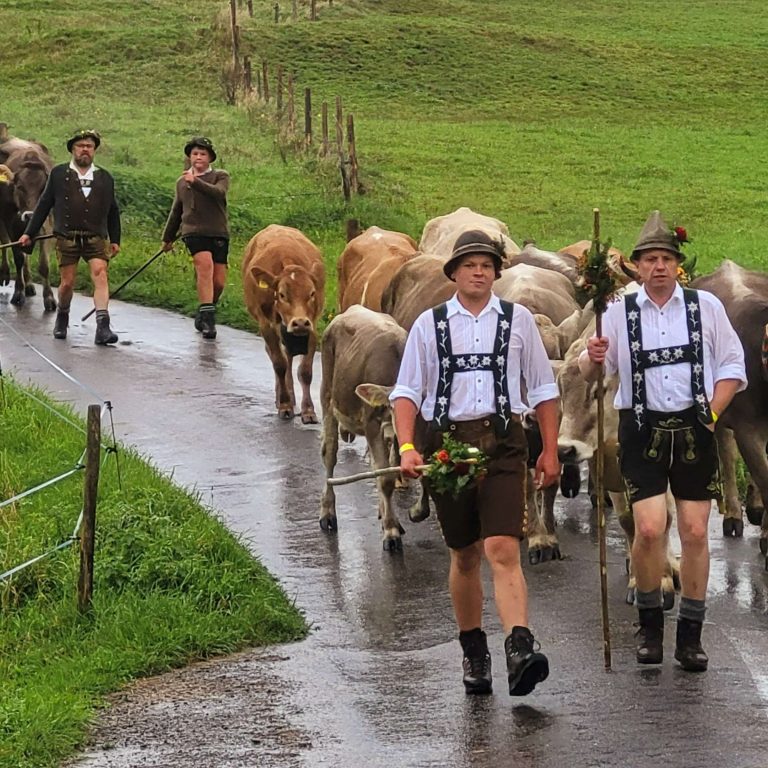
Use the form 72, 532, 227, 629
328, 465, 428, 486
593, 207, 612, 670
0, 233, 55, 251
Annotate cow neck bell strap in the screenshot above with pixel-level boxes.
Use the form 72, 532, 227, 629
625, 288, 711, 429
431, 299, 515, 436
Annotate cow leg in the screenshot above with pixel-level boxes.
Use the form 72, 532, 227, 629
319, 407, 340, 533
296, 335, 318, 424
38, 229, 56, 311
526, 471, 561, 564
10, 246, 27, 306
23, 250, 34, 296
0, 219, 12, 285
746, 481, 764, 527
718, 428, 744, 537
408, 480, 431, 522
733, 430, 768, 564
262, 326, 294, 419
366, 422, 403, 551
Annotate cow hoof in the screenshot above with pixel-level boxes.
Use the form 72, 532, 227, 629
625, 557, 631, 575
625, 586, 636, 605
24, 284, 36, 297
320, 517, 338, 533
278, 409, 294, 421
409, 506, 430, 523
10, 292, 25, 306
723, 517, 744, 538
301, 412, 318, 425
528, 548, 542, 565
760, 537, 768, 556
44, 297, 57, 313
383, 537, 403, 552
746, 506, 764, 527
662, 590, 675, 611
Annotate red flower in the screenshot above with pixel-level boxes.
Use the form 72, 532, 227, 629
674, 226, 688, 244
437, 450, 450, 464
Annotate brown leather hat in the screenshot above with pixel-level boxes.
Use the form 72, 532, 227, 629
443, 229, 504, 280
66, 130, 101, 152
184, 136, 217, 162
631, 210, 683, 261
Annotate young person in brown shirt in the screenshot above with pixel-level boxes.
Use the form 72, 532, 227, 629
161, 137, 230, 339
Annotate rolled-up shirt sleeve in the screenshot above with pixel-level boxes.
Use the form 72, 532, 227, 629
708, 296, 747, 391
389, 318, 427, 408
517, 306, 559, 409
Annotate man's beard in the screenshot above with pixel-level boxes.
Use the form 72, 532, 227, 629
74, 154, 92, 169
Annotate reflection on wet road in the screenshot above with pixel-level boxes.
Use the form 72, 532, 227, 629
2, 292, 767, 767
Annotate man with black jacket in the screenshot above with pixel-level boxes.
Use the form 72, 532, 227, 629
20, 129, 121, 345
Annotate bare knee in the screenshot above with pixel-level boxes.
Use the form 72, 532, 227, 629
451, 543, 482, 575
484, 535, 522, 570
634, 521, 666, 548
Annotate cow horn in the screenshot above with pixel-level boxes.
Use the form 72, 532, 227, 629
619, 255, 638, 281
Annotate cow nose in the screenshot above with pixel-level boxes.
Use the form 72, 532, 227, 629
557, 444, 577, 462
288, 317, 311, 335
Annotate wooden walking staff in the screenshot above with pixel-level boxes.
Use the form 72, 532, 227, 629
585, 207, 615, 670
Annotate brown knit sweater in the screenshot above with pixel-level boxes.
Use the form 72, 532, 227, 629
162, 169, 230, 242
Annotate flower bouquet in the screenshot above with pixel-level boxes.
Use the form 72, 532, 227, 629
671, 225, 698, 285
424, 434, 488, 498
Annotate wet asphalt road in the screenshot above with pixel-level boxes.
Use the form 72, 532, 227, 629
2, 291, 768, 768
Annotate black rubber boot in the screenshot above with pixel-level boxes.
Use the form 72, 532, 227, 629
94, 311, 118, 345
53, 310, 69, 340
459, 629, 492, 695
199, 304, 216, 340
636, 607, 664, 664
194, 307, 203, 332
505, 626, 549, 696
674, 617, 708, 672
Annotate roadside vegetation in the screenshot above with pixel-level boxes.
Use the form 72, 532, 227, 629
1, 0, 766, 335
0, 380, 306, 767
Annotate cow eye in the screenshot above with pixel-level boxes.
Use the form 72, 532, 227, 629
278, 291, 286, 301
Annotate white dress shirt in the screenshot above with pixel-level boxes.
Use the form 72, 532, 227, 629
69, 160, 97, 198
601, 283, 746, 411
390, 293, 558, 421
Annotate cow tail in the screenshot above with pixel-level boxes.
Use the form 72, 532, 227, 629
762, 323, 768, 381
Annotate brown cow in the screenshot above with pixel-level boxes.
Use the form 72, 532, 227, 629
0, 138, 56, 310
320, 305, 408, 550
337, 226, 417, 312
242, 224, 325, 423
419, 206, 520, 264
692, 261, 768, 564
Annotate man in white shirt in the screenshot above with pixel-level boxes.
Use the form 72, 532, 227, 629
581, 211, 746, 671
390, 229, 560, 697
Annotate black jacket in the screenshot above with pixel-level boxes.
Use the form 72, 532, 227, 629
24, 163, 121, 244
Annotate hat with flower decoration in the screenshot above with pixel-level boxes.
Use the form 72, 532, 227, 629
66, 130, 101, 152
184, 136, 217, 162
443, 229, 505, 280
631, 210, 686, 261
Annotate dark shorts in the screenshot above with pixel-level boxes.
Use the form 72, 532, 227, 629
55, 234, 111, 267
422, 417, 528, 550
618, 409, 720, 503
183, 235, 229, 265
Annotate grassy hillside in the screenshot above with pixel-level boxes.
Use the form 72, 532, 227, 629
1, 0, 766, 333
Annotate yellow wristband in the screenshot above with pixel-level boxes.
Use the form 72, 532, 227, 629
711, 410, 718, 423
399, 442, 416, 454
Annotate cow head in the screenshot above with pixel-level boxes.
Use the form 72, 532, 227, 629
556, 342, 620, 464
355, 383, 398, 467
10, 151, 50, 220
250, 261, 324, 336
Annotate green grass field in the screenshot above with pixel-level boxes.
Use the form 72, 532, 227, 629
0, 381, 306, 767
2, 0, 766, 333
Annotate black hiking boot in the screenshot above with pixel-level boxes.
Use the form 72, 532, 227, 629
505, 626, 549, 696
94, 310, 118, 345
636, 607, 664, 664
194, 307, 203, 332
459, 629, 492, 695
674, 617, 708, 672
53, 310, 69, 340
199, 304, 216, 340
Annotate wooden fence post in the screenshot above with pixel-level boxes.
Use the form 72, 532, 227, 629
336, 96, 350, 202
310, 0, 317, 20
78, 404, 101, 614
287, 75, 295, 133
247, 0, 254, 16
346, 219, 362, 242
304, 88, 312, 148
274, 2, 279, 23
276, 65, 284, 122
292, 0, 298, 21
243, 56, 252, 93
256, 68, 262, 99
321, 101, 329, 156
230, 0, 240, 87
347, 113, 359, 193
262, 60, 270, 101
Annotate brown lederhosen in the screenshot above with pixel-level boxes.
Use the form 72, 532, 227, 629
55, 231, 111, 267
420, 415, 528, 550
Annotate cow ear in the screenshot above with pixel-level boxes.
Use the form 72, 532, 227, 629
309, 260, 326, 289
250, 266, 276, 292
355, 383, 393, 408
